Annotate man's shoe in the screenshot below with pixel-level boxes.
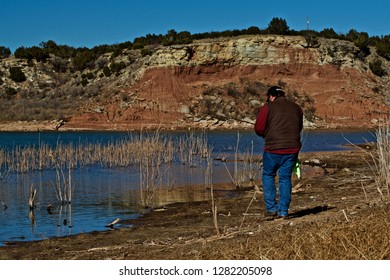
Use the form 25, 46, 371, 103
264, 211, 277, 218
276, 215, 288, 220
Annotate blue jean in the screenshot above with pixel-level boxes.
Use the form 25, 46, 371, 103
262, 152, 298, 217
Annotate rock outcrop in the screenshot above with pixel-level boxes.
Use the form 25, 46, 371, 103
1, 35, 389, 131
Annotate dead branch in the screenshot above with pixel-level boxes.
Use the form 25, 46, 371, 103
29, 184, 37, 210
105, 218, 121, 228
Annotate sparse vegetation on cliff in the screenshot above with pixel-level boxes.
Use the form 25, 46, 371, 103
370, 59, 387, 77
189, 80, 268, 122
0, 18, 389, 130
2, 18, 389, 66
9, 67, 26, 82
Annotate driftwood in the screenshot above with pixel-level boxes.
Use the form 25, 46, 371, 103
46, 204, 54, 214
29, 209, 36, 227
105, 218, 121, 228
29, 184, 37, 210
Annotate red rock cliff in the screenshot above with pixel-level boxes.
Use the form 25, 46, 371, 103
66, 35, 390, 130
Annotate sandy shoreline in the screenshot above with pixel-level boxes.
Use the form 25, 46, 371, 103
0, 120, 377, 133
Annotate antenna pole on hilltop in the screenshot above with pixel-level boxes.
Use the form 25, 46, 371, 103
306, 16, 309, 31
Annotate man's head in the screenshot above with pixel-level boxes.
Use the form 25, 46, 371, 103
266, 86, 285, 102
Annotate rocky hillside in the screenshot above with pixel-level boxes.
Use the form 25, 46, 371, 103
0, 35, 389, 131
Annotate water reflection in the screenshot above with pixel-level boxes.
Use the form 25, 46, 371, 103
56, 204, 73, 237
29, 209, 36, 228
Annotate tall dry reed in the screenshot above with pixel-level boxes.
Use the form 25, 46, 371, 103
223, 131, 261, 188
52, 164, 73, 204
138, 130, 176, 207
177, 131, 209, 166
0, 132, 177, 174
342, 118, 389, 201
370, 119, 390, 198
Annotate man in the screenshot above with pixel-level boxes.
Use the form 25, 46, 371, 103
254, 86, 303, 219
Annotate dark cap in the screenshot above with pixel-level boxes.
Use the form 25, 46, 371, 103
267, 86, 285, 97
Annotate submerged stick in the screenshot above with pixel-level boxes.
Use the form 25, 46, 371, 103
1, 200, 7, 210
29, 184, 37, 210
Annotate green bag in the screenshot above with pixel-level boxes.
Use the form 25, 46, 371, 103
293, 158, 301, 179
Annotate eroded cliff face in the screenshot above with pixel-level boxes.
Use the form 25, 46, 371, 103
70, 35, 388, 130
2, 35, 389, 131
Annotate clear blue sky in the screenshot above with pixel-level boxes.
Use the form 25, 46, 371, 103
1, 0, 389, 52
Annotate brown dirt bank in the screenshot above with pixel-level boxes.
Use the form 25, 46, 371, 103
0, 119, 381, 132
0, 149, 389, 260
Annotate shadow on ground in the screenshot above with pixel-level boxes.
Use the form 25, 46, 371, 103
290, 205, 336, 218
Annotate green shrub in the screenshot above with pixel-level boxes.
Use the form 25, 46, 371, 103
305, 31, 319, 48
319, 28, 339, 39
267, 17, 290, 35
353, 32, 371, 58
110, 61, 126, 74
376, 36, 390, 60
103, 66, 111, 77
9, 67, 27, 82
141, 48, 153, 57
14, 46, 50, 62
72, 48, 95, 71
0, 46, 11, 58
6, 87, 17, 96
81, 72, 95, 80
51, 57, 69, 72
81, 78, 89, 86
370, 59, 387, 77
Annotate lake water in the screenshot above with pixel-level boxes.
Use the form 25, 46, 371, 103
0, 129, 376, 245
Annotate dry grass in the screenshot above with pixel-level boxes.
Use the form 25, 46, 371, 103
187, 205, 390, 260
342, 118, 390, 201
0, 131, 210, 174
177, 131, 209, 166
370, 119, 390, 197
138, 131, 173, 207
